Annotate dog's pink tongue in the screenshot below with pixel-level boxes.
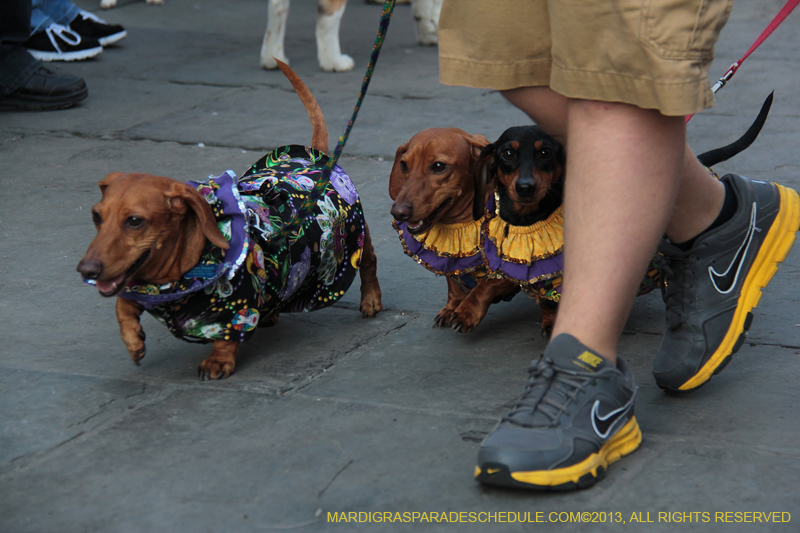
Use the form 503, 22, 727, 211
96, 273, 126, 294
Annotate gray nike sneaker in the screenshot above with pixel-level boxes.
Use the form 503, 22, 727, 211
475, 334, 641, 490
654, 174, 800, 392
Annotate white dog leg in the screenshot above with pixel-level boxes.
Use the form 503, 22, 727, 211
317, 0, 354, 72
146, 0, 164, 4
261, 0, 291, 70
411, 0, 441, 45
100, 0, 117, 8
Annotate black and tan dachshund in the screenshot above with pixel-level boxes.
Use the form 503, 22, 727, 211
472, 125, 566, 335
473, 125, 566, 226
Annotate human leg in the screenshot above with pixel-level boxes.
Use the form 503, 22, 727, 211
500, 92, 736, 362
0, 0, 40, 97
476, 99, 682, 490
30, 0, 80, 34
441, 0, 799, 490
499, 78, 800, 394
0, 0, 87, 110
549, 99, 687, 361
498, 7, 798, 393
500, 87, 567, 144
468, 0, 744, 489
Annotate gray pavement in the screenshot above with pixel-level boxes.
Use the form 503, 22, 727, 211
2, 1, 800, 531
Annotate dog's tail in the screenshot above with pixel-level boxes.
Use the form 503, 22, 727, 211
697, 92, 773, 167
275, 59, 329, 153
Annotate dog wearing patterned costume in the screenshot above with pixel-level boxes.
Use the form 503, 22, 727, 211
77, 62, 382, 380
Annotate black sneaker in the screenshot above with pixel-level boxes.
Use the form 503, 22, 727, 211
25, 23, 103, 62
70, 11, 127, 47
475, 334, 641, 490
654, 174, 800, 392
0, 66, 88, 111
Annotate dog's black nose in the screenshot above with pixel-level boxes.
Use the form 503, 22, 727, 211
515, 180, 537, 198
390, 201, 413, 221
77, 258, 103, 280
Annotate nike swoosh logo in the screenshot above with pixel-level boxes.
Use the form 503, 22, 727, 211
591, 396, 634, 439
709, 202, 757, 294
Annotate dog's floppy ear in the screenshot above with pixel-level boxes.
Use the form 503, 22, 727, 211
164, 182, 230, 250
466, 134, 489, 162
98, 172, 123, 196
473, 144, 495, 221
388, 142, 409, 201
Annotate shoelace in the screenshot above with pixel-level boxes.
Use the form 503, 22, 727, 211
503, 356, 599, 428
656, 243, 708, 331
78, 10, 109, 24
45, 23, 82, 53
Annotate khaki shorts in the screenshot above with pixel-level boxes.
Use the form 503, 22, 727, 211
438, 0, 733, 116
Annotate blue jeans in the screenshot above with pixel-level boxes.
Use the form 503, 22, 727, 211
30, 0, 80, 35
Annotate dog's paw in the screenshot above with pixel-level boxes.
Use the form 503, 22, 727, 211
130, 345, 146, 365
449, 310, 480, 334
146, 0, 164, 4
540, 301, 558, 339
359, 294, 383, 318
100, 0, 117, 8
319, 53, 354, 72
414, 21, 438, 45
415, 31, 438, 46
198, 357, 235, 381
433, 308, 455, 328
122, 327, 147, 365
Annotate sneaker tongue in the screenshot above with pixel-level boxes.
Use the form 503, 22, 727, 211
544, 334, 611, 374
658, 238, 689, 258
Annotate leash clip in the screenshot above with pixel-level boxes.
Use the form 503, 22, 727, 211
711, 62, 739, 94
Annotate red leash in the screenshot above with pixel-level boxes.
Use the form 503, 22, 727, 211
686, 0, 800, 122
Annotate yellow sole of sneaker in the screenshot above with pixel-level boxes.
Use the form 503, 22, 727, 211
474, 417, 642, 490
679, 184, 800, 391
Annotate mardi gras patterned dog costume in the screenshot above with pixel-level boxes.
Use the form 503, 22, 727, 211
121, 147, 368, 341
78, 63, 382, 380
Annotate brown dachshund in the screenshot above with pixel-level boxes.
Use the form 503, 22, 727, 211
389, 128, 520, 333
77, 61, 382, 380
